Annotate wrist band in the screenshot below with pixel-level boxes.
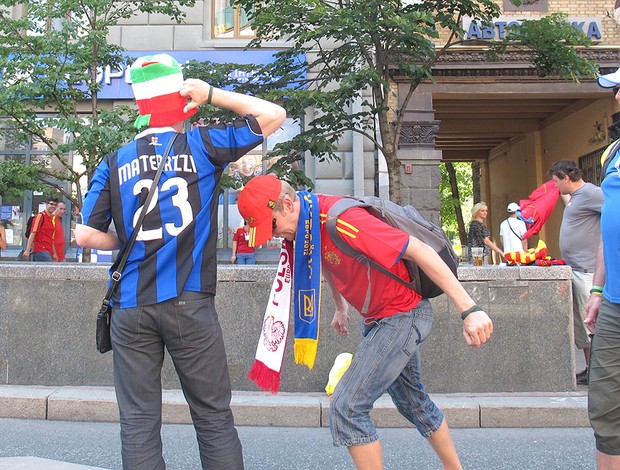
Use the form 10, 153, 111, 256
591, 291, 602, 297
460, 305, 483, 320
590, 285, 603, 294
207, 86, 214, 105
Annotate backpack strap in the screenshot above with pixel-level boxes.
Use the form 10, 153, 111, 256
326, 197, 416, 314
601, 138, 620, 180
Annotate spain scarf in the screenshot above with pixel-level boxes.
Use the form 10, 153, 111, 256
248, 191, 321, 393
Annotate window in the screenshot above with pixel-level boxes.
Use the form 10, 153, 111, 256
24, 0, 87, 38
25, 0, 63, 36
212, 0, 254, 39
579, 147, 606, 186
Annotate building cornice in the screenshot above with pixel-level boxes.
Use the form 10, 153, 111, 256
392, 48, 620, 81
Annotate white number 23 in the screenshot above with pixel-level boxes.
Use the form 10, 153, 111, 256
132, 177, 192, 241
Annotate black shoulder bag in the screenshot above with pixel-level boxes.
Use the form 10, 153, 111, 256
96, 133, 179, 353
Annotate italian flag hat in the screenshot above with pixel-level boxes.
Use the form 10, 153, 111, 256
129, 54, 197, 129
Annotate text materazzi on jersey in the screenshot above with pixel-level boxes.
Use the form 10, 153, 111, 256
118, 153, 197, 186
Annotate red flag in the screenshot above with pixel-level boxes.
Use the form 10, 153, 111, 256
517, 180, 560, 239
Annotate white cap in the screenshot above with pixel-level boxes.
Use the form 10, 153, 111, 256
507, 202, 519, 213
597, 67, 620, 88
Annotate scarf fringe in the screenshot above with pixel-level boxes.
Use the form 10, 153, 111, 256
248, 360, 281, 394
294, 338, 318, 369
134, 113, 151, 129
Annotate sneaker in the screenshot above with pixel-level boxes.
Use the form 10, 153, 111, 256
576, 368, 588, 385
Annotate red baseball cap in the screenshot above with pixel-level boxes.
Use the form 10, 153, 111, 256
237, 174, 282, 247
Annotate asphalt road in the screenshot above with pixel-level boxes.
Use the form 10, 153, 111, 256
0, 418, 596, 469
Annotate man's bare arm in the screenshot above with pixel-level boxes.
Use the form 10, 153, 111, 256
75, 224, 120, 251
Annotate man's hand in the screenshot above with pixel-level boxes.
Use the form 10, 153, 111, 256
584, 294, 602, 334
180, 79, 211, 113
462, 310, 493, 347
331, 307, 350, 336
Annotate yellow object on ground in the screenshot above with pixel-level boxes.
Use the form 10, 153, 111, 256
325, 352, 353, 397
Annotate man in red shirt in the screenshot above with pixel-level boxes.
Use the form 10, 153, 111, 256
23, 198, 58, 262
238, 175, 493, 470
53, 201, 67, 262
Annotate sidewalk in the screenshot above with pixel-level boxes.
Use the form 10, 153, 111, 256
0, 385, 589, 429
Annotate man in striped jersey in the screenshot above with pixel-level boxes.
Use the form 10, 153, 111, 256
75, 54, 285, 470
238, 175, 493, 470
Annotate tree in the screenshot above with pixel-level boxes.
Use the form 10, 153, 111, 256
228, 0, 597, 202
0, 0, 195, 208
440, 162, 472, 246
0, 159, 48, 201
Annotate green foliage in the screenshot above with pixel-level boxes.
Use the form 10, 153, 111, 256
0, 160, 48, 200
235, 0, 446, 173
182, 58, 316, 190
440, 162, 473, 239
0, 0, 195, 207
496, 13, 598, 80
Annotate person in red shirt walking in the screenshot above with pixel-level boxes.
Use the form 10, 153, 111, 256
230, 221, 256, 264
53, 201, 67, 262
23, 198, 58, 262
0, 221, 7, 258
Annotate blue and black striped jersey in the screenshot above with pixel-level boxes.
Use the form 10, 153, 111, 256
81, 116, 263, 308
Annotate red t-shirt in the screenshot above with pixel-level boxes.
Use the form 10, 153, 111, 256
32, 211, 56, 255
318, 195, 421, 319
233, 227, 254, 254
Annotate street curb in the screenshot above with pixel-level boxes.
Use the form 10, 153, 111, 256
0, 385, 590, 428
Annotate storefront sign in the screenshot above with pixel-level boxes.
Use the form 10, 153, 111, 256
96, 50, 302, 100
463, 16, 603, 42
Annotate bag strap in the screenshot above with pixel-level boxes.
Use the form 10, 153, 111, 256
507, 219, 522, 241
101, 132, 179, 307
601, 138, 620, 181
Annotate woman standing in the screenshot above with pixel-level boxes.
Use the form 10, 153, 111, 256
468, 202, 504, 264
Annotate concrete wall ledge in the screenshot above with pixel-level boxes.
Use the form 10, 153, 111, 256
0, 263, 575, 393
0, 385, 588, 428
0, 261, 572, 281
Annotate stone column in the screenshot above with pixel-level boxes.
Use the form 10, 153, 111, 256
397, 91, 442, 225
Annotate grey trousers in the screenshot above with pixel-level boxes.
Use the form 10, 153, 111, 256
589, 298, 620, 455
111, 291, 243, 470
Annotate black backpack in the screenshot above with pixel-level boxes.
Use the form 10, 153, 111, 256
326, 196, 459, 306
24, 214, 40, 238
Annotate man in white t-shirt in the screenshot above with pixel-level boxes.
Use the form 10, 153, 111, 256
499, 202, 528, 253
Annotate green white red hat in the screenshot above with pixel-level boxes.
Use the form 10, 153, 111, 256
129, 54, 197, 129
